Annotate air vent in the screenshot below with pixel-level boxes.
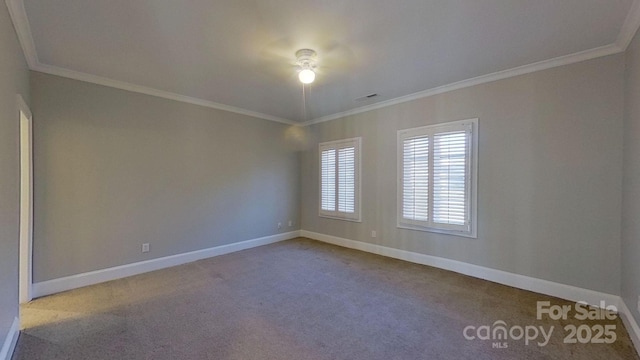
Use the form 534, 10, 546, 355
355, 93, 379, 101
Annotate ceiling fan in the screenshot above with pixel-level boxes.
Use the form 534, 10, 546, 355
295, 49, 317, 84
258, 37, 355, 83
258, 38, 355, 120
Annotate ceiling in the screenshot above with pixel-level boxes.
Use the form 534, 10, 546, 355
9, 0, 640, 123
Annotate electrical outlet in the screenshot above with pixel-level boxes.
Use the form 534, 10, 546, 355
288, 220, 293, 227
277, 222, 282, 229
142, 243, 150, 253
371, 231, 377, 238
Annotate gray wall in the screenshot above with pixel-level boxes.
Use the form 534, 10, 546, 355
31, 72, 300, 282
622, 30, 640, 326
0, 1, 30, 346
301, 54, 624, 295
9, 14, 637, 341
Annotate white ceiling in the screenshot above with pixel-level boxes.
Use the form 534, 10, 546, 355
11, 0, 640, 123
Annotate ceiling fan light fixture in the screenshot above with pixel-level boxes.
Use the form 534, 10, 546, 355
298, 68, 316, 84
296, 49, 317, 84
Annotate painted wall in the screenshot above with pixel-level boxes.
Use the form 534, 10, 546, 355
622, 29, 640, 326
30, 72, 300, 282
301, 54, 624, 295
0, 0, 30, 348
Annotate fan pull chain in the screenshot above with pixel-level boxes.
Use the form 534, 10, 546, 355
302, 84, 307, 121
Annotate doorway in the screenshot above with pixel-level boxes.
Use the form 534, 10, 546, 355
18, 95, 32, 304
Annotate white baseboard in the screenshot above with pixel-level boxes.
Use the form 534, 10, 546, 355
33, 231, 300, 298
300, 230, 619, 309
0, 317, 19, 360
618, 299, 640, 352
301, 229, 640, 353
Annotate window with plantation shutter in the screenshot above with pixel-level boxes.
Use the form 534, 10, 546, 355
321, 149, 336, 212
402, 137, 429, 222
338, 147, 355, 213
433, 130, 467, 226
319, 138, 361, 221
397, 119, 477, 237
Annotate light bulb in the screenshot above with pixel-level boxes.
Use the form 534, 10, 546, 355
298, 69, 315, 84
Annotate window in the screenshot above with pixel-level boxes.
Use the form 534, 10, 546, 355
320, 137, 361, 221
398, 119, 477, 237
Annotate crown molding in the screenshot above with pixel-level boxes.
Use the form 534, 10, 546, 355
301, 0, 640, 126
302, 43, 622, 126
5, 0, 37, 68
7, 0, 640, 127
5, 0, 296, 125
617, 0, 640, 50
31, 63, 296, 125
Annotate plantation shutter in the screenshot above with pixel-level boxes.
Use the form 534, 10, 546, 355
337, 147, 355, 213
321, 149, 336, 211
402, 137, 429, 221
319, 138, 361, 221
433, 130, 468, 226
398, 120, 475, 236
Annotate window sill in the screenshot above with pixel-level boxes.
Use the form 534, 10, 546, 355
397, 223, 476, 239
320, 214, 362, 223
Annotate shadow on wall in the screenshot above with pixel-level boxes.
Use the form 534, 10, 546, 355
284, 125, 316, 151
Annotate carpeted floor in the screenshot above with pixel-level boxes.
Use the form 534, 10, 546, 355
12, 237, 640, 360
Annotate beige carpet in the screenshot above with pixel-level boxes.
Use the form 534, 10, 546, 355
12, 238, 640, 359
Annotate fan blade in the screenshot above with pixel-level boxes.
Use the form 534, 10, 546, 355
316, 40, 356, 72
255, 37, 301, 80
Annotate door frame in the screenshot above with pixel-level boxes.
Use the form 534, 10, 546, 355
18, 94, 33, 304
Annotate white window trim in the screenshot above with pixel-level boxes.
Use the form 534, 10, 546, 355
319, 137, 362, 222
397, 118, 478, 238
